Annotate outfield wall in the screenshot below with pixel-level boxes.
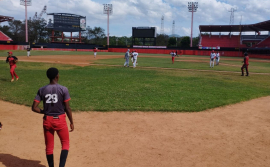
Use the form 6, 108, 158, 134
0, 45, 27, 50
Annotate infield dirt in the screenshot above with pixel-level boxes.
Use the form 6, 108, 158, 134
0, 54, 270, 167
0, 97, 270, 167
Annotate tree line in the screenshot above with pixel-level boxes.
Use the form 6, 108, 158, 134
0, 19, 199, 47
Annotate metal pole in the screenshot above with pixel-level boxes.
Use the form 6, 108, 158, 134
190, 3, 193, 47
107, 8, 109, 46
25, 0, 28, 43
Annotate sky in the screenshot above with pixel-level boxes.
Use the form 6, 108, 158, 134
0, 0, 270, 37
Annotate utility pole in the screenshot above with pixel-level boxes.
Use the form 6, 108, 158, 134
161, 15, 164, 35
172, 20, 175, 37
229, 8, 237, 25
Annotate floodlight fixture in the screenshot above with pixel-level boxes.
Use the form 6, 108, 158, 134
103, 4, 113, 46
103, 4, 113, 14
188, 2, 198, 47
20, 0, 32, 43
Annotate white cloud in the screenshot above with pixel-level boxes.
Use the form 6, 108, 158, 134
0, 0, 270, 37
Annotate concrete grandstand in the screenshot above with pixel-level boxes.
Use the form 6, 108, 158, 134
199, 20, 270, 48
0, 15, 13, 42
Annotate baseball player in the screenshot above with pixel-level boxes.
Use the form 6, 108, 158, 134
210, 50, 216, 68
27, 47, 31, 57
241, 51, 249, 76
124, 49, 130, 67
6, 51, 19, 82
170, 51, 176, 64
132, 50, 138, 68
216, 51, 220, 65
32, 67, 74, 167
94, 47, 98, 58
130, 50, 134, 63
0, 122, 2, 130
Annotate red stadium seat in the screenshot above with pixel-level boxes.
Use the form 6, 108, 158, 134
200, 35, 246, 48
0, 31, 12, 41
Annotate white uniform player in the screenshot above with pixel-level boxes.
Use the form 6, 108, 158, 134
210, 50, 216, 68
130, 51, 134, 63
216, 52, 220, 65
132, 50, 138, 68
124, 49, 130, 67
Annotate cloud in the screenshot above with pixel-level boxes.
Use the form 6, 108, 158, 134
0, 0, 270, 37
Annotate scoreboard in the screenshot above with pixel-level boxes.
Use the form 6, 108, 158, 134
47, 13, 86, 32
132, 27, 156, 38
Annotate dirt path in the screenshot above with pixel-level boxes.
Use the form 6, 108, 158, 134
0, 96, 270, 167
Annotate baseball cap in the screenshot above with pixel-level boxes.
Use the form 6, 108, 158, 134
7, 51, 13, 54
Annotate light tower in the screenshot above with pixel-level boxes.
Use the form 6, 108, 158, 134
103, 4, 113, 46
20, 0, 32, 43
161, 15, 164, 35
188, 2, 198, 47
172, 20, 175, 37
229, 8, 236, 25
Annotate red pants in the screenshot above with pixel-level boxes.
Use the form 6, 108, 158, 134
43, 114, 69, 155
10, 65, 18, 79
172, 57, 175, 63
241, 64, 249, 75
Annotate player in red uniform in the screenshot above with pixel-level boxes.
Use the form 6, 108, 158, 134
241, 51, 249, 76
170, 51, 176, 64
6, 51, 19, 82
32, 67, 74, 167
94, 47, 98, 58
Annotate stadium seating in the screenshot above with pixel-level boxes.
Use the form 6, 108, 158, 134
0, 31, 12, 41
200, 35, 246, 48
255, 36, 270, 48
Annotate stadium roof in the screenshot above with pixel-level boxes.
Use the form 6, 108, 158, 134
199, 20, 270, 33
0, 15, 14, 23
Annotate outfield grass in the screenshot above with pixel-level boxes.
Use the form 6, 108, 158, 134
95, 57, 270, 73
1, 54, 270, 112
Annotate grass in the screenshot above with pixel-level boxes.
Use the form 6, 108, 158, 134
1, 54, 270, 112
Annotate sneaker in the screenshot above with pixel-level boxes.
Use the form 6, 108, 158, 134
11, 79, 14, 82
16, 78, 19, 81
241, 74, 244, 76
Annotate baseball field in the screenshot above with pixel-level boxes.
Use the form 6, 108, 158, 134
0, 50, 270, 167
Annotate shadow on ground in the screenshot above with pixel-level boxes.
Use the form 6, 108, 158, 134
0, 154, 45, 167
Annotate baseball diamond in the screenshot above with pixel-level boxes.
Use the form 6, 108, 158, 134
0, 50, 270, 167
